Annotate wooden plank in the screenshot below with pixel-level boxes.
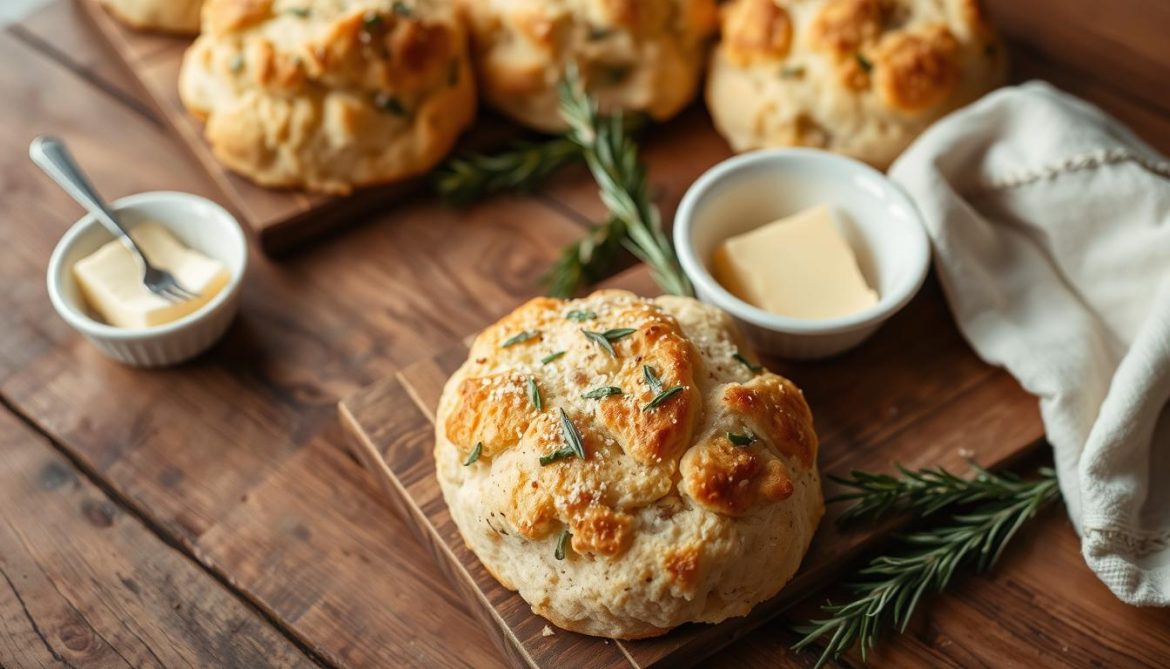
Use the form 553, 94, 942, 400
75, 0, 523, 254
339, 263, 1047, 668
984, 0, 1170, 117
0, 16, 585, 667
0, 410, 317, 669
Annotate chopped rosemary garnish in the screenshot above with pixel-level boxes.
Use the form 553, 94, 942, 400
781, 64, 806, 79
501, 330, 539, 348
392, 1, 411, 16
727, 432, 756, 447
733, 352, 762, 372
565, 309, 597, 321
643, 385, 684, 411
286, 7, 310, 17
541, 351, 566, 365
558, 408, 586, 459
642, 364, 663, 394
229, 54, 244, 73
855, 52, 873, 73
582, 386, 623, 399
581, 328, 635, 357
555, 528, 572, 560
792, 464, 1061, 667
527, 376, 543, 411
463, 441, 482, 466
540, 409, 586, 465
539, 448, 575, 466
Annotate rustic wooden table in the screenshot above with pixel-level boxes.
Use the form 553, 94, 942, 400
3, 1, 1170, 667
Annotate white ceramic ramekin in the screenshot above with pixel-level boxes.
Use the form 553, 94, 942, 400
674, 149, 930, 359
47, 191, 248, 367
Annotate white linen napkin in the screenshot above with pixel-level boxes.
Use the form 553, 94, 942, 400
890, 81, 1170, 605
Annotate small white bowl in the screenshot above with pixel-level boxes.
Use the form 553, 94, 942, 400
47, 191, 248, 367
674, 149, 929, 359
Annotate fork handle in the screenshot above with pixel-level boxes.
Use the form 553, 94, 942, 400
29, 136, 149, 269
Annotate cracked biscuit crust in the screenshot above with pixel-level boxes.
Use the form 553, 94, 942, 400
460, 0, 718, 131
436, 290, 822, 638
707, 0, 1006, 167
179, 0, 475, 193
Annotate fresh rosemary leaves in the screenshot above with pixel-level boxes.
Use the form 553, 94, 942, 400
540, 409, 586, 465
643, 385, 684, 411
642, 364, 663, 393
432, 66, 691, 298
541, 351, 566, 365
583, 386, 623, 399
581, 328, 636, 357
434, 136, 582, 205
463, 441, 482, 466
733, 351, 762, 372
792, 464, 1061, 667
565, 310, 597, 321
557, 66, 693, 297
501, 330, 539, 348
527, 376, 543, 411
727, 432, 755, 447
555, 528, 572, 560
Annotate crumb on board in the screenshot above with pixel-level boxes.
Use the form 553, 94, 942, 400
542, 625, 555, 637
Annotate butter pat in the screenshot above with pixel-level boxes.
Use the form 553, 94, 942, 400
73, 222, 230, 329
712, 205, 878, 320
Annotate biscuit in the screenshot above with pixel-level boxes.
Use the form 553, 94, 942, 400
99, 0, 203, 34
706, 0, 1006, 167
435, 290, 823, 638
179, 0, 476, 194
460, 0, 719, 131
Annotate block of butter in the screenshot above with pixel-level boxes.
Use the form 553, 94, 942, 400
73, 222, 230, 329
712, 205, 878, 320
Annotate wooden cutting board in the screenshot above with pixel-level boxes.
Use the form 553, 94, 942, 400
78, 0, 512, 254
338, 265, 1048, 669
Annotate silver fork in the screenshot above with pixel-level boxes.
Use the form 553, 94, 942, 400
30, 136, 200, 304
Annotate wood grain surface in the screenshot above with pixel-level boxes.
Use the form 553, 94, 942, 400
2, 0, 1170, 667
338, 264, 1048, 668
0, 410, 317, 668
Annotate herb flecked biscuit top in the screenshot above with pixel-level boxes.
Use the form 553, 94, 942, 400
434, 290, 823, 638
178, 0, 475, 194
99, 0, 204, 34
706, 0, 1007, 167
459, 0, 719, 132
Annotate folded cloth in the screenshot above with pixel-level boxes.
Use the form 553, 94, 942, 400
890, 81, 1170, 605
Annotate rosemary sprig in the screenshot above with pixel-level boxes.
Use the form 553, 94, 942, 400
542, 217, 626, 298
434, 136, 582, 205
557, 66, 693, 297
793, 464, 1060, 667
541, 351, 566, 365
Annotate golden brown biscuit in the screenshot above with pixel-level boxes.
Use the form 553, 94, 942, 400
460, 0, 719, 131
435, 290, 823, 638
179, 0, 476, 194
707, 0, 1007, 167
99, 0, 204, 34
